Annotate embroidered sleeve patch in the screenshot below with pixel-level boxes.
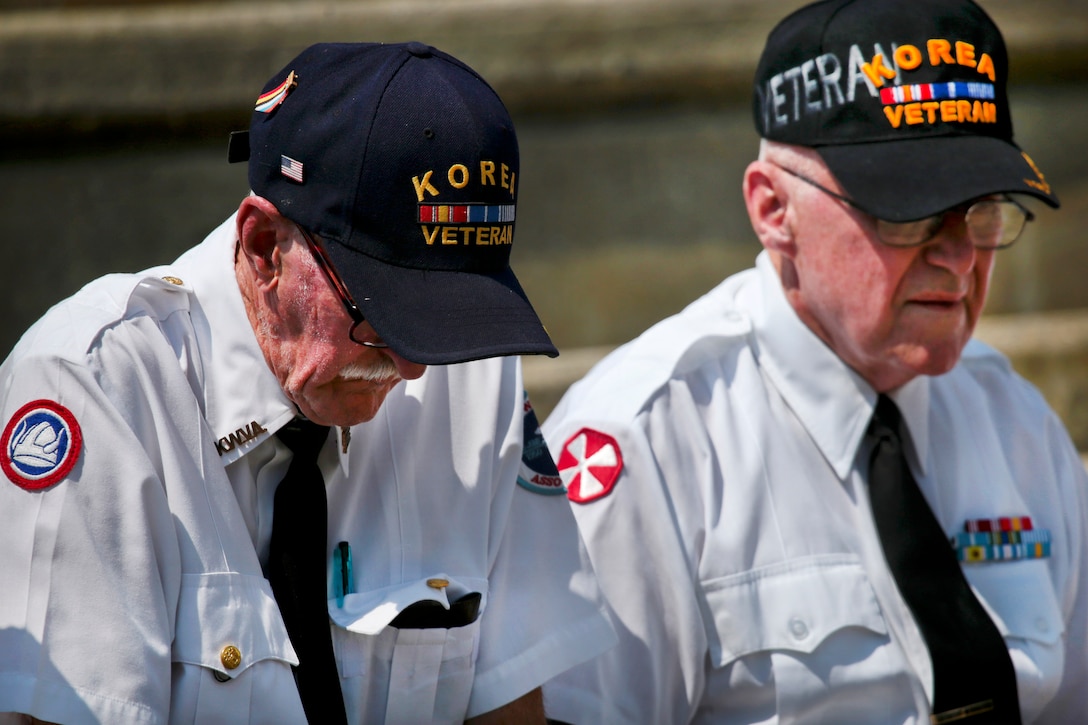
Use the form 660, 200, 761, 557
558, 427, 623, 504
1, 400, 83, 491
516, 391, 565, 495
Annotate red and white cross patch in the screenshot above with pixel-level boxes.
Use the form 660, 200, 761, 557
557, 427, 623, 504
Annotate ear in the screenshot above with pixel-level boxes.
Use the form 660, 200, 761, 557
236, 196, 289, 288
743, 161, 797, 260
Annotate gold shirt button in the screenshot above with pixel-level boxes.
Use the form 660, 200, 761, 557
220, 645, 242, 670
161, 276, 185, 286
426, 578, 449, 589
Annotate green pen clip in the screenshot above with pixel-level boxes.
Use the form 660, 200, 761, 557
333, 540, 354, 607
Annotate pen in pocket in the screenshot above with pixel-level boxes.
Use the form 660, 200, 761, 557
333, 541, 353, 607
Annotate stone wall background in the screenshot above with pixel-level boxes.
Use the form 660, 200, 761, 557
2, 0, 1087, 439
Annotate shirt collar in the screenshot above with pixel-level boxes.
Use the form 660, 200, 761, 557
750, 252, 932, 479
169, 213, 297, 464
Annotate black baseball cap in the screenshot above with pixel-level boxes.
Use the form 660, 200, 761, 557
753, 0, 1059, 221
229, 42, 557, 365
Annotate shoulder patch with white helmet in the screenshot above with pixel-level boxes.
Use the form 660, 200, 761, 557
517, 391, 565, 495
1, 400, 83, 491
557, 427, 624, 504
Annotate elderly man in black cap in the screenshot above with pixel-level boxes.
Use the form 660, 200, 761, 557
541, 1, 1086, 723
0, 42, 613, 724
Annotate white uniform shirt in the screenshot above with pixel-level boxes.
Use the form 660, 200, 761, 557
542, 252, 1088, 724
0, 215, 613, 725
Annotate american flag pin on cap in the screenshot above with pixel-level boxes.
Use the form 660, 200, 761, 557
280, 155, 304, 183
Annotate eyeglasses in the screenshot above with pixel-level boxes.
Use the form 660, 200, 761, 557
294, 224, 389, 348
771, 163, 1034, 250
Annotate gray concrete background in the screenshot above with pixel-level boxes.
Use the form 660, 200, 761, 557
3, 0, 1088, 440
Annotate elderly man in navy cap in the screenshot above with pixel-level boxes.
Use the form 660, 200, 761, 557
0, 42, 613, 724
542, 1, 1086, 723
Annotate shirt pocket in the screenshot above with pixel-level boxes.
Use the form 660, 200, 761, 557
332, 578, 486, 725
699, 554, 888, 666
170, 572, 303, 725
333, 614, 482, 725
964, 559, 1065, 718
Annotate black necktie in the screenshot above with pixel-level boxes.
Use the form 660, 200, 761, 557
267, 418, 348, 725
866, 395, 1021, 724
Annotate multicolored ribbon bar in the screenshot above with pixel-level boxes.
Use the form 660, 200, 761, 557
964, 516, 1033, 533
880, 81, 995, 106
956, 541, 1051, 563
418, 204, 515, 224
953, 517, 1050, 563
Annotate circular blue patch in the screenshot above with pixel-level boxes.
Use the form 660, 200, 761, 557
1, 400, 82, 491
516, 391, 565, 496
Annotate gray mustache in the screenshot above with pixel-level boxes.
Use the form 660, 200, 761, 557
339, 358, 399, 383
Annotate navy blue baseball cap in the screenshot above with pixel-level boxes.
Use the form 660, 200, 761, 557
229, 42, 557, 365
753, 0, 1059, 221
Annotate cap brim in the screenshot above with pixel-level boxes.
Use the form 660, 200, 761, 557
817, 135, 1060, 222
323, 239, 557, 365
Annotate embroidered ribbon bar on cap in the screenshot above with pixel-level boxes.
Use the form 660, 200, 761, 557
880, 81, 995, 105
418, 204, 515, 224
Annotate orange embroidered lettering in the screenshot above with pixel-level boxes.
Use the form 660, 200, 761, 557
955, 41, 977, 68
894, 44, 923, 71
862, 53, 897, 87
904, 103, 924, 125
480, 161, 496, 186
448, 164, 469, 188
976, 53, 996, 82
884, 105, 905, 128
928, 38, 954, 66
922, 101, 941, 124
412, 170, 440, 202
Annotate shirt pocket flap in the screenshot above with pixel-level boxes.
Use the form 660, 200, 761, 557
330, 575, 488, 635
700, 554, 887, 667
965, 560, 1064, 645
173, 572, 297, 677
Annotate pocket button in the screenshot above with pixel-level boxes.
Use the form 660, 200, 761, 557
220, 645, 243, 670
789, 617, 810, 641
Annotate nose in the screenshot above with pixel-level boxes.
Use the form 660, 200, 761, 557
923, 212, 977, 275
387, 351, 427, 381
348, 319, 427, 379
